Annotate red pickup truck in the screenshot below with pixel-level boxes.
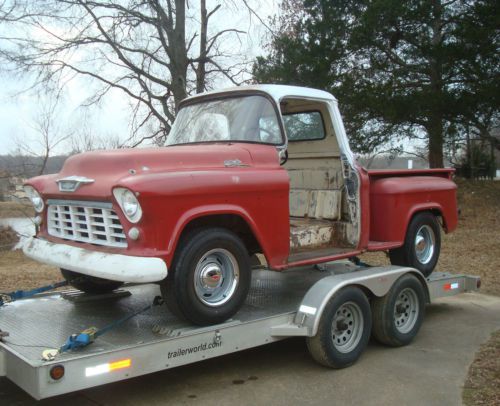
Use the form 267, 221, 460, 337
22, 85, 458, 325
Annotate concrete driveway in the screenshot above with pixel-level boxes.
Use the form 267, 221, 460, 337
1, 292, 499, 406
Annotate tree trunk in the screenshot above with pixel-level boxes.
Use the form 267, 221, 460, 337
427, 0, 444, 168
169, 0, 188, 111
427, 116, 444, 168
196, 0, 207, 94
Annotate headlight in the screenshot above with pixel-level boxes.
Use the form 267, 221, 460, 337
113, 187, 142, 223
24, 185, 44, 213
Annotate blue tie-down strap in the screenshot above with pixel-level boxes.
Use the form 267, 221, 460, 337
0, 281, 69, 306
55, 296, 164, 356
59, 327, 98, 353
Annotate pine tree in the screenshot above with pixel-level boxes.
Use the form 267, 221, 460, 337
254, 0, 499, 167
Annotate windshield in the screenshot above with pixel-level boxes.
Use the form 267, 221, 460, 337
166, 95, 283, 146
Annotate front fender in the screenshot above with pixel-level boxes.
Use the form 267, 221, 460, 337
166, 204, 275, 265
122, 168, 291, 269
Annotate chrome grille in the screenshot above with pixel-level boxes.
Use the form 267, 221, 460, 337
47, 200, 127, 248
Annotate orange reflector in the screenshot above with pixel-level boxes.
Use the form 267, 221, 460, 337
50, 365, 65, 380
109, 359, 131, 371
85, 359, 131, 377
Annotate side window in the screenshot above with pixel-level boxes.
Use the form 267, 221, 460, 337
283, 111, 325, 142
258, 116, 281, 143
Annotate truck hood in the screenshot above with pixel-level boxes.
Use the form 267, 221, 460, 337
27, 143, 279, 197
61, 144, 255, 176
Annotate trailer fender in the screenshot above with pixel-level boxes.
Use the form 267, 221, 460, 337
292, 266, 428, 337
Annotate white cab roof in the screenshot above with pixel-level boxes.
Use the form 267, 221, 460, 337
183, 84, 337, 105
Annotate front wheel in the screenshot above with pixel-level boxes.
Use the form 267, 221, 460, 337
60, 269, 123, 294
389, 212, 441, 277
306, 287, 372, 369
162, 228, 251, 326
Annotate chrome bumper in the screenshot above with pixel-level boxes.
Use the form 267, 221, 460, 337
22, 237, 168, 283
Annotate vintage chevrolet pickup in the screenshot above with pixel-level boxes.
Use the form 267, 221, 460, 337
22, 85, 458, 325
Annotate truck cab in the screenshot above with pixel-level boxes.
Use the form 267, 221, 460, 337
22, 85, 458, 326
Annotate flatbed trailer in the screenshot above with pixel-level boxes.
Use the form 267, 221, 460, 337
0, 262, 479, 400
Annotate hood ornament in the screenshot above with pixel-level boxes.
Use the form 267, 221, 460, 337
56, 176, 95, 192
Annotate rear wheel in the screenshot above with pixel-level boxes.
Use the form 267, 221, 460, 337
162, 228, 251, 326
306, 287, 372, 368
60, 269, 123, 294
389, 212, 441, 277
371, 274, 425, 347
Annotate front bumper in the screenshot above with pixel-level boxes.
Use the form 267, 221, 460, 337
22, 237, 168, 283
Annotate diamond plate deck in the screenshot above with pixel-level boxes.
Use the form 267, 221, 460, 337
0, 266, 352, 366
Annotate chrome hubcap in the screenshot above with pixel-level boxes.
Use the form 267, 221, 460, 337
415, 225, 435, 264
394, 288, 419, 333
194, 249, 239, 307
200, 264, 223, 289
331, 302, 364, 353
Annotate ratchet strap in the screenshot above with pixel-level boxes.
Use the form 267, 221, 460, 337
0, 281, 69, 307
43, 296, 164, 360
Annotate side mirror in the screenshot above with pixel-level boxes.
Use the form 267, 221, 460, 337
278, 149, 288, 166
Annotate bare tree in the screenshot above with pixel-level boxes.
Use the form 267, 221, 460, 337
13, 99, 70, 175
0, 0, 256, 145
68, 118, 124, 153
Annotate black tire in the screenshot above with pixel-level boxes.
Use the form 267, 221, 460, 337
60, 269, 123, 294
389, 212, 441, 277
306, 287, 372, 369
161, 228, 251, 326
371, 274, 425, 347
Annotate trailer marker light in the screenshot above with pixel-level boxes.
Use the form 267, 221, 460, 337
85, 359, 131, 377
443, 282, 459, 291
299, 305, 317, 315
50, 365, 65, 380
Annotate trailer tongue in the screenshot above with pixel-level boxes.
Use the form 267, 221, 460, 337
0, 263, 479, 400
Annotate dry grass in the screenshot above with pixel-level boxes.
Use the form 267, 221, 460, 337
361, 178, 500, 296
0, 226, 19, 251
463, 330, 500, 406
0, 250, 60, 292
0, 201, 34, 219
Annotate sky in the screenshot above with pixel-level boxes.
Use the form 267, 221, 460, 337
0, 0, 278, 155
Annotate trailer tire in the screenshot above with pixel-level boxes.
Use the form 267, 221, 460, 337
162, 228, 251, 326
306, 287, 372, 369
371, 274, 425, 347
389, 212, 441, 277
60, 269, 123, 294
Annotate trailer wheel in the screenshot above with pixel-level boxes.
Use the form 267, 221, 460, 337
162, 228, 251, 326
306, 287, 372, 369
389, 212, 441, 277
371, 274, 425, 347
60, 269, 123, 294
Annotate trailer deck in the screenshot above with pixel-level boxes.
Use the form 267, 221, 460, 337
0, 262, 480, 400
0, 265, 343, 399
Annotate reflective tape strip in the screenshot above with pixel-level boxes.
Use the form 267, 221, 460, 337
85, 359, 131, 377
299, 305, 317, 315
443, 282, 460, 291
